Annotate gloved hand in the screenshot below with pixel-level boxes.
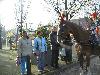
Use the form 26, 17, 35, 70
34, 53, 37, 56
16, 56, 21, 66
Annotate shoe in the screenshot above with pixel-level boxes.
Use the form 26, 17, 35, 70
24, 71, 27, 75
54, 66, 59, 69
38, 70, 42, 72
38, 70, 44, 74
21, 73, 24, 75
47, 66, 55, 71
65, 61, 70, 64
79, 67, 83, 75
51, 64, 54, 67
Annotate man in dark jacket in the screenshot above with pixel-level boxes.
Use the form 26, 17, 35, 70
50, 26, 60, 69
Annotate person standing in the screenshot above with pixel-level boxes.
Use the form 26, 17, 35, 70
17, 31, 32, 75
50, 26, 60, 69
9, 37, 13, 50
33, 31, 47, 74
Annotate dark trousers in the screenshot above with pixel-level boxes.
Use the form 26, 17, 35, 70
64, 49, 72, 62
51, 48, 59, 68
27, 55, 31, 75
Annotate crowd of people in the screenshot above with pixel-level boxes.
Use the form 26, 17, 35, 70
16, 26, 76, 75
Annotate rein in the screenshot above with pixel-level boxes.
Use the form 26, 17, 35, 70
79, 41, 90, 46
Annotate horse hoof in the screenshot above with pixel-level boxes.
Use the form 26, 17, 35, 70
85, 68, 88, 72
79, 67, 84, 75
79, 71, 83, 75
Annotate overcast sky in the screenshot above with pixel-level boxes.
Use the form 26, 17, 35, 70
0, 0, 56, 30
0, 0, 100, 31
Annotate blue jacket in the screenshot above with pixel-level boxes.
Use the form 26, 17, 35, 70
33, 37, 47, 52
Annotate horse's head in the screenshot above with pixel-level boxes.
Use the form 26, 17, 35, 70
58, 20, 90, 45
58, 21, 73, 44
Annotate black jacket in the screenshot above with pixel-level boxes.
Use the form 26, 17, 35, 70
50, 32, 60, 47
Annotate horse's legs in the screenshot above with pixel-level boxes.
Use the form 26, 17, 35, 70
78, 53, 84, 69
78, 53, 84, 75
85, 52, 91, 71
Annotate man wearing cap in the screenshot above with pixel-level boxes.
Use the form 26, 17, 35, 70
17, 31, 33, 75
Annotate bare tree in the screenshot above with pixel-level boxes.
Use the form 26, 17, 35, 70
43, 0, 93, 20
15, 0, 32, 34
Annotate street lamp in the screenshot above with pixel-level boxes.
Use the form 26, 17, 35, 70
15, 0, 32, 37
0, 24, 2, 49
20, 0, 23, 37
65, 0, 68, 20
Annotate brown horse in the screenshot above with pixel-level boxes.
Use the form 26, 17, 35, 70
58, 20, 100, 72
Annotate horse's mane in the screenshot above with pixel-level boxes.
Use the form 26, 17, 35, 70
64, 21, 90, 43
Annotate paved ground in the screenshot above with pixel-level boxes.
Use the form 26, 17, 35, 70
0, 48, 68, 75
54, 56, 100, 75
0, 49, 20, 75
0, 46, 100, 75
0, 45, 78, 75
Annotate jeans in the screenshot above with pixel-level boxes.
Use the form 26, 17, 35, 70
20, 56, 27, 75
37, 52, 45, 71
20, 55, 31, 75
